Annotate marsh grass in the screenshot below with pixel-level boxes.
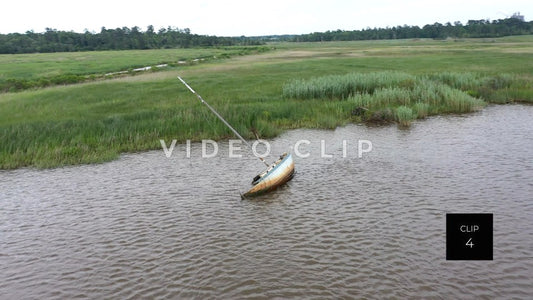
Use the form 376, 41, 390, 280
413, 102, 430, 118
427, 72, 484, 90
0, 79, 343, 168
1, 37, 532, 169
396, 106, 415, 127
0, 46, 271, 92
283, 71, 415, 99
284, 70, 532, 126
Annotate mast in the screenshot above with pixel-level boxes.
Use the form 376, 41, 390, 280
178, 76, 270, 167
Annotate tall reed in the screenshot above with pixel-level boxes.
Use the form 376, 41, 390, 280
285, 71, 493, 126
396, 106, 415, 127
282, 71, 415, 99
413, 102, 429, 118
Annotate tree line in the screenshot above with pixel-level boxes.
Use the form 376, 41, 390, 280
289, 14, 532, 42
0, 14, 531, 54
0, 26, 262, 54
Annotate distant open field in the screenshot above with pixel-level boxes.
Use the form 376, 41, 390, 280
1, 36, 532, 169
0, 47, 269, 91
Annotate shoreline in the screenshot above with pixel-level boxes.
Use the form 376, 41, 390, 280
0, 103, 530, 171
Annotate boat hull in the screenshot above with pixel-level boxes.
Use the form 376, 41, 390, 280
243, 153, 295, 197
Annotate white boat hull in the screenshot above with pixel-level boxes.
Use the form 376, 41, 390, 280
243, 153, 295, 197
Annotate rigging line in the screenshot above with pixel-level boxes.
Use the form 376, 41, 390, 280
178, 76, 270, 167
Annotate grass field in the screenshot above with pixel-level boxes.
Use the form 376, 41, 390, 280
0, 46, 270, 91
1, 36, 533, 169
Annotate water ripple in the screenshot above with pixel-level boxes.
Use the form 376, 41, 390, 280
1, 105, 532, 298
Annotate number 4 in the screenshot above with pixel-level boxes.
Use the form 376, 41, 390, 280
466, 238, 474, 248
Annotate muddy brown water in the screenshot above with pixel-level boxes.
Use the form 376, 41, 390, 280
1, 105, 532, 298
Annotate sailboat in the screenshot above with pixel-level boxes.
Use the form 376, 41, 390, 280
178, 77, 295, 198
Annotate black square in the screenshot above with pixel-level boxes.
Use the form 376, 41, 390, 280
446, 213, 493, 260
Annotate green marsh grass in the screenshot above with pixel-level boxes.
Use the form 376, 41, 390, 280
1, 36, 533, 169
413, 102, 430, 118
284, 70, 531, 126
0, 46, 271, 92
283, 71, 416, 99
396, 106, 415, 127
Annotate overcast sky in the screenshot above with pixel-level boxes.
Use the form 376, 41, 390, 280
2, 0, 532, 36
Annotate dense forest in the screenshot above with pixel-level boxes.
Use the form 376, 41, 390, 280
0, 26, 260, 54
0, 14, 531, 54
